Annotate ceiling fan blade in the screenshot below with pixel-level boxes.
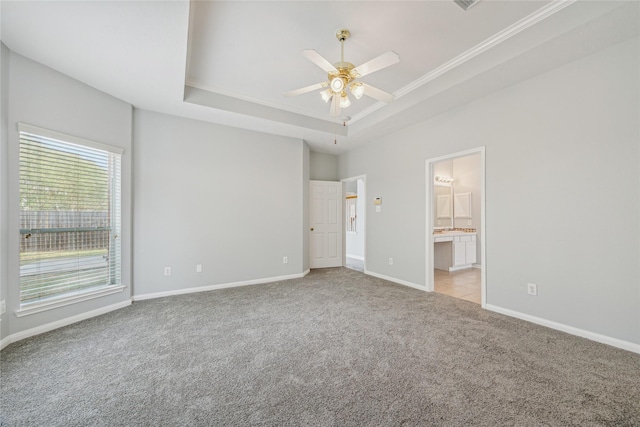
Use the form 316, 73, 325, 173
303, 49, 338, 73
353, 51, 400, 78
284, 82, 327, 97
329, 95, 341, 116
362, 83, 396, 103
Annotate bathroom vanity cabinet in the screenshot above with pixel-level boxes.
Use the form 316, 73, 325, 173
434, 232, 476, 271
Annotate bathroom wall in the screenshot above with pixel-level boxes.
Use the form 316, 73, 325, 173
453, 154, 482, 264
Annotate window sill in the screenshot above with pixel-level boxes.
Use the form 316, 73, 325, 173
15, 285, 126, 317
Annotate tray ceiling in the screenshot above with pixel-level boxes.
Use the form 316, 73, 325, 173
2, 1, 638, 153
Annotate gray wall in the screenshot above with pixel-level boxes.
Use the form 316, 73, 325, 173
5, 52, 133, 336
310, 152, 338, 181
0, 43, 10, 340
302, 143, 310, 271
132, 109, 306, 297
339, 37, 639, 344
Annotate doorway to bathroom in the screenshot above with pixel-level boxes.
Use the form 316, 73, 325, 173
426, 148, 486, 306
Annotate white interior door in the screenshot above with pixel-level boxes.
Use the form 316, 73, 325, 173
310, 180, 342, 269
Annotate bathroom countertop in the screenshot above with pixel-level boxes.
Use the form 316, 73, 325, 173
433, 229, 476, 235
433, 230, 476, 242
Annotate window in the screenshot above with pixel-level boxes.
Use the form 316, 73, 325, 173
18, 124, 123, 312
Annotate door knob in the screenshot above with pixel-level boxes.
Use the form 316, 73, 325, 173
310, 228, 314, 231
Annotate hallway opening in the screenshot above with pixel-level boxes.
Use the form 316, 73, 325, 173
342, 176, 366, 272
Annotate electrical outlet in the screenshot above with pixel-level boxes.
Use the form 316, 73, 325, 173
389, 258, 394, 265
196, 264, 202, 273
0, 300, 5, 315
527, 283, 537, 296
283, 256, 288, 264
164, 267, 172, 276
467, 220, 472, 226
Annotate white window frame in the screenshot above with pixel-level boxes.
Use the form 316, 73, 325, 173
16, 123, 125, 317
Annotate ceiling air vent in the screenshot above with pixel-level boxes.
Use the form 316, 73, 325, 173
454, 0, 480, 11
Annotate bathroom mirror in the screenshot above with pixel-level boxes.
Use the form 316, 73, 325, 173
434, 185, 453, 228
454, 192, 472, 219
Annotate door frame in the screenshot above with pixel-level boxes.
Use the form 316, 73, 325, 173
425, 147, 487, 307
341, 175, 366, 271
309, 180, 343, 269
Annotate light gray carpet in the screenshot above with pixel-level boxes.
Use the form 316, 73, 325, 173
1, 268, 639, 426
345, 256, 364, 272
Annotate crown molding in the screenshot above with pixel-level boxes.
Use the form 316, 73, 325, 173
350, 0, 577, 124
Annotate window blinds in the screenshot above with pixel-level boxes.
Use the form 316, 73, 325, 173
19, 125, 122, 305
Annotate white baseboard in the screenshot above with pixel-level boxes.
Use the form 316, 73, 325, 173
364, 270, 427, 292
346, 255, 365, 261
485, 304, 640, 355
0, 299, 132, 351
0, 334, 11, 351
449, 264, 473, 272
133, 270, 311, 302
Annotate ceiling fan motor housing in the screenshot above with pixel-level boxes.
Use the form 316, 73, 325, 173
328, 62, 357, 94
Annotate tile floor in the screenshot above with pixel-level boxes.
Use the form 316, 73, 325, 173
434, 268, 481, 304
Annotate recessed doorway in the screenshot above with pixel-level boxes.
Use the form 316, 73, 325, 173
342, 175, 366, 272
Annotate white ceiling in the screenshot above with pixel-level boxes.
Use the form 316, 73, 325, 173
2, 1, 638, 154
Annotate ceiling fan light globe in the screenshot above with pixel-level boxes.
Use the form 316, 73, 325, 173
320, 89, 333, 103
350, 83, 364, 100
339, 93, 351, 109
330, 77, 344, 93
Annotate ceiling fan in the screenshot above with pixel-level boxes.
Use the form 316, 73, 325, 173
284, 29, 400, 116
